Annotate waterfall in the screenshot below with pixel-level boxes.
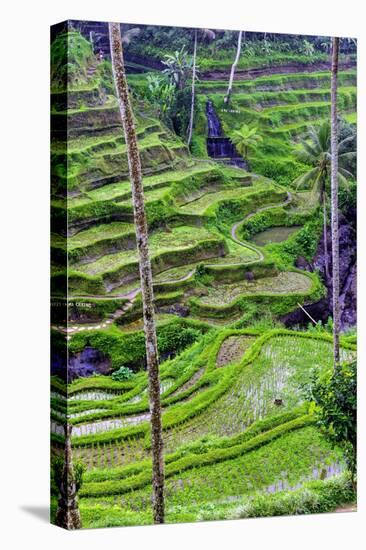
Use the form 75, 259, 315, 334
205, 100, 248, 169
206, 100, 223, 137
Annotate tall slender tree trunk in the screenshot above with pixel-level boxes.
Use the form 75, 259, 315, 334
187, 29, 198, 147
225, 30, 243, 104
330, 36, 340, 369
322, 188, 330, 280
109, 22, 165, 523
55, 425, 82, 529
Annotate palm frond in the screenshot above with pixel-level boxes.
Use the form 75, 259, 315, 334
307, 125, 323, 152
293, 167, 320, 190
317, 121, 331, 151
339, 151, 357, 161
337, 171, 350, 189
296, 139, 319, 163
338, 166, 355, 180
338, 134, 356, 153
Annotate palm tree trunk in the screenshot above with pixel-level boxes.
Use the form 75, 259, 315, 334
55, 425, 82, 529
187, 29, 197, 148
323, 190, 330, 280
225, 30, 243, 104
330, 36, 340, 369
109, 22, 165, 523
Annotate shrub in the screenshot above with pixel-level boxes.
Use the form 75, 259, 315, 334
195, 263, 214, 286
158, 325, 202, 354
227, 474, 354, 519
306, 360, 357, 483
112, 366, 135, 381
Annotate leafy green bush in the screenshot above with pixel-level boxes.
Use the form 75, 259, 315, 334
227, 474, 354, 519
251, 157, 308, 187
195, 263, 214, 286
339, 179, 357, 215
158, 325, 201, 354
111, 366, 135, 381
307, 360, 357, 482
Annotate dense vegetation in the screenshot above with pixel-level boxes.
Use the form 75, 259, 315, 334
51, 23, 357, 528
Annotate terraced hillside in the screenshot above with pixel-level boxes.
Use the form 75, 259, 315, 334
51, 26, 357, 528
194, 68, 356, 184
51, 329, 356, 526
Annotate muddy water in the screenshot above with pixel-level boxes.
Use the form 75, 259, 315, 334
71, 412, 151, 437
250, 226, 301, 247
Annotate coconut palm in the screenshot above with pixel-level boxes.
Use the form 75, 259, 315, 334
224, 30, 243, 105
230, 124, 262, 167
330, 36, 340, 369
109, 22, 165, 524
187, 28, 215, 147
302, 39, 315, 57
320, 38, 331, 54
294, 121, 355, 280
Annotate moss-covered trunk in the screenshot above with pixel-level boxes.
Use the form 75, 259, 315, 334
55, 425, 82, 529
330, 36, 340, 369
109, 22, 165, 523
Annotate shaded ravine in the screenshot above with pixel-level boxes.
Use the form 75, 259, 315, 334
282, 211, 356, 329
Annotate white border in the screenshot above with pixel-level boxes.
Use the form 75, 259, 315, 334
1, 1, 364, 548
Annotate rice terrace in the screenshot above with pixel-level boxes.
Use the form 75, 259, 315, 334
50, 21, 357, 529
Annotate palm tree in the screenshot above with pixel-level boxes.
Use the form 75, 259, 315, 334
330, 36, 340, 369
224, 30, 243, 105
109, 22, 165, 524
187, 28, 215, 147
230, 124, 262, 168
187, 29, 198, 148
320, 38, 331, 54
294, 122, 354, 280
162, 46, 191, 90
302, 39, 315, 57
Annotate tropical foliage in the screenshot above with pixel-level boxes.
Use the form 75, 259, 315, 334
294, 121, 355, 191
162, 46, 193, 89
307, 360, 357, 483
230, 124, 263, 160
50, 24, 357, 529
